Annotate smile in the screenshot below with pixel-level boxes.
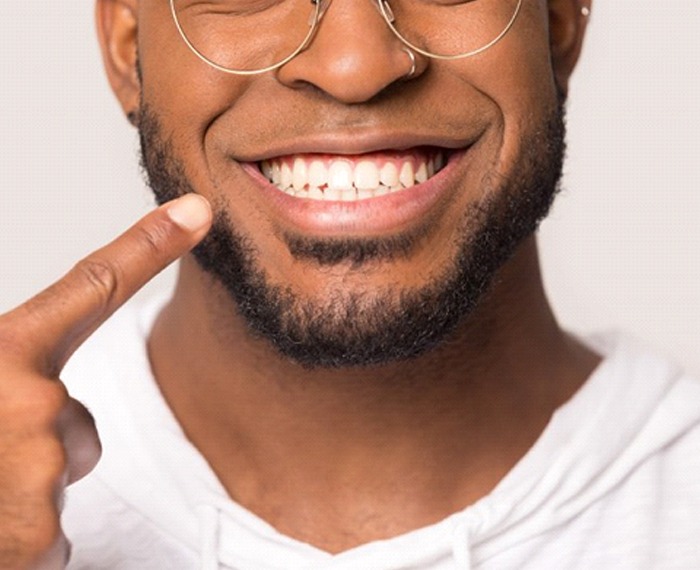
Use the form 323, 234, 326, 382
259, 149, 447, 202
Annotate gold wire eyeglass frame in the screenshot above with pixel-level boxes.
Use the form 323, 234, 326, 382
169, 0, 524, 76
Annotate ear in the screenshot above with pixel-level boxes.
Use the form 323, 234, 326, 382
548, 0, 592, 95
95, 0, 140, 125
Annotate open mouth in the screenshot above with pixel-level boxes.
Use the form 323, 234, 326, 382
259, 148, 448, 202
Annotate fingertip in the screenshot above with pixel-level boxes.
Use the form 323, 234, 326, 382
165, 194, 212, 234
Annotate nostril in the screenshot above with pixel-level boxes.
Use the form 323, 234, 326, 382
277, 43, 423, 104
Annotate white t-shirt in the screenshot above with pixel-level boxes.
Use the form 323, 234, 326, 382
61, 298, 700, 569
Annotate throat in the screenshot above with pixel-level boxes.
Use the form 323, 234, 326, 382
146, 249, 599, 553
149, 314, 566, 553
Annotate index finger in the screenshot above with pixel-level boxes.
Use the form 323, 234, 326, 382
4, 193, 212, 376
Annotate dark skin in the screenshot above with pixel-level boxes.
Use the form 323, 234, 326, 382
0, 0, 596, 566
117, 0, 597, 551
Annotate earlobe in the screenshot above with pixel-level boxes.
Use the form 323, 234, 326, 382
548, 0, 592, 95
95, 0, 140, 124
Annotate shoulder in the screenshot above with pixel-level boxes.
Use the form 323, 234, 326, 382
581, 332, 700, 533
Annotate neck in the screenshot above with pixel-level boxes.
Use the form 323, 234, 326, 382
148, 237, 598, 552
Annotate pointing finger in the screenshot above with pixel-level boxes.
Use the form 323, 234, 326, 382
4, 193, 212, 376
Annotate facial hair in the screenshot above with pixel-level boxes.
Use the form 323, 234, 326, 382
138, 101, 566, 369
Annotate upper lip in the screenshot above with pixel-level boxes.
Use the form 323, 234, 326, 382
231, 128, 484, 163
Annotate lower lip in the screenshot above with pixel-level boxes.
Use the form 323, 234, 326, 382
239, 149, 469, 236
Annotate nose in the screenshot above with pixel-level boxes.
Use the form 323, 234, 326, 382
276, 0, 424, 103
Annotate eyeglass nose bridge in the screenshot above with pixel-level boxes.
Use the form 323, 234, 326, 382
308, 0, 403, 35
309, 0, 388, 17
307, 0, 395, 29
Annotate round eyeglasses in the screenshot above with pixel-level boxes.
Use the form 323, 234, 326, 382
170, 0, 523, 76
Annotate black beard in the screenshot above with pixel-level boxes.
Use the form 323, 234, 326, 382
139, 102, 566, 369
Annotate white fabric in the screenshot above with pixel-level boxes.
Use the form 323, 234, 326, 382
61, 297, 700, 569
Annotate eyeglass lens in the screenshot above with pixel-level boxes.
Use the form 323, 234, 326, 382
171, 0, 521, 74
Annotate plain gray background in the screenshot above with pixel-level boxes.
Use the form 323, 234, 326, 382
1, 1, 699, 372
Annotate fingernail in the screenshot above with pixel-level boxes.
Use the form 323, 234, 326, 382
166, 194, 211, 232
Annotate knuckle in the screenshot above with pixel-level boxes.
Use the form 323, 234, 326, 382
34, 437, 69, 479
11, 430, 60, 464
36, 381, 70, 415
27, 382, 69, 426
0, 380, 69, 434
72, 258, 120, 310
132, 221, 172, 260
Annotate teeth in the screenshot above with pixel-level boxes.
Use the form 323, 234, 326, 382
324, 186, 343, 201
292, 157, 307, 191
260, 151, 446, 201
415, 162, 428, 184
308, 160, 326, 188
328, 161, 354, 191
281, 162, 293, 189
340, 188, 357, 202
354, 161, 380, 190
309, 186, 324, 200
427, 158, 435, 178
262, 161, 273, 180
380, 163, 399, 188
399, 162, 414, 188
435, 153, 446, 171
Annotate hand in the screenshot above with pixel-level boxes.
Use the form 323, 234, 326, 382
0, 194, 212, 569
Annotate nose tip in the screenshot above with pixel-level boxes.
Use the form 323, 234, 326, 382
276, 0, 423, 103
280, 48, 411, 103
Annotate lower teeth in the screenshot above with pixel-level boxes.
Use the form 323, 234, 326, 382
282, 184, 400, 201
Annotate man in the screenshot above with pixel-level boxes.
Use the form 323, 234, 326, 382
1, 0, 699, 568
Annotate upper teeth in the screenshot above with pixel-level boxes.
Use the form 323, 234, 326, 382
260, 152, 446, 201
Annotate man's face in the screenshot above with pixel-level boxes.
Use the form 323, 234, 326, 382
133, 0, 570, 367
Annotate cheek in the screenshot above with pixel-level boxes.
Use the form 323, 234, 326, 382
498, 4, 559, 117
137, 3, 253, 149
456, 5, 558, 176
137, 5, 264, 223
